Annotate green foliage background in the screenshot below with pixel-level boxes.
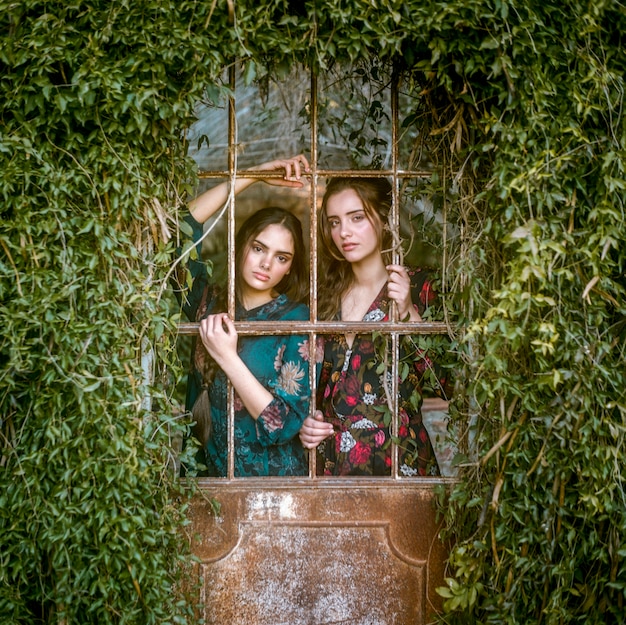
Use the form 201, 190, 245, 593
0, 1, 232, 623
1, 1, 624, 624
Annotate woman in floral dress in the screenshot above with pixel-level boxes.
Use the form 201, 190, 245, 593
300, 177, 447, 476
177, 155, 315, 476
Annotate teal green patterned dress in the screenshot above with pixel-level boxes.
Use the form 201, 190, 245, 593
178, 214, 311, 477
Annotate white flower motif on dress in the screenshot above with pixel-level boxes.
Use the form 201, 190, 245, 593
339, 430, 357, 453
364, 308, 386, 322
274, 344, 286, 372
277, 361, 305, 395
298, 337, 325, 363
352, 418, 377, 430
378, 371, 394, 397
400, 463, 419, 477
362, 392, 377, 405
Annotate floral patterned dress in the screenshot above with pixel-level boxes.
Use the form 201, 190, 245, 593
178, 214, 312, 477
316, 267, 444, 477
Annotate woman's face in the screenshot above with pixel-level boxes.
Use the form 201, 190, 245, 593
240, 223, 294, 299
325, 188, 380, 264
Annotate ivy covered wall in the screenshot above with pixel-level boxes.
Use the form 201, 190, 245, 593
1, 1, 624, 624
0, 2, 233, 623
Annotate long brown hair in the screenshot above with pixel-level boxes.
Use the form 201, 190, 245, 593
317, 177, 393, 320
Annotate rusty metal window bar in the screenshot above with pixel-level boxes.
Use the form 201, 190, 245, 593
178, 64, 450, 480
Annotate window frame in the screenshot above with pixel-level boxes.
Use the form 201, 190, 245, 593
177, 67, 450, 481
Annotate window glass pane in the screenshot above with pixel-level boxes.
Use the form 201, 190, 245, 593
187, 69, 230, 173
189, 68, 311, 173
317, 61, 392, 170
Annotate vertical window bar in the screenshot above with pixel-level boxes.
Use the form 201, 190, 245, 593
390, 68, 401, 478
309, 71, 320, 478
226, 64, 237, 479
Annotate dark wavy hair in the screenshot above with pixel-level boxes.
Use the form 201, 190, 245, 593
190, 207, 308, 445
235, 206, 308, 304
317, 177, 392, 320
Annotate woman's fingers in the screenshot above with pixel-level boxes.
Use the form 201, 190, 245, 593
386, 265, 410, 297
259, 155, 311, 187
199, 314, 237, 356
299, 410, 334, 449
386, 265, 417, 320
287, 154, 310, 180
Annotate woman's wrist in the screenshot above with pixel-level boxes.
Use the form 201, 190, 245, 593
401, 303, 422, 322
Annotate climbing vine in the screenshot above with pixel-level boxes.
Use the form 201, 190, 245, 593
0, 1, 232, 623
1, 1, 624, 624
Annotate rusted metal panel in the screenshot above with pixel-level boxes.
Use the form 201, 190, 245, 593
188, 480, 451, 625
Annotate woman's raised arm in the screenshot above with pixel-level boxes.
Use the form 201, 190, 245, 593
189, 155, 310, 224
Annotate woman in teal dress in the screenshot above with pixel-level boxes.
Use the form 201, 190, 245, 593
177, 155, 314, 476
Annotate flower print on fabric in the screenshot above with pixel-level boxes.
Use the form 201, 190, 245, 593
298, 336, 325, 364
260, 403, 284, 433
274, 344, 286, 372
339, 430, 357, 453
277, 360, 305, 396
364, 308, 386, 322
316, 266, 442, 477
348, 441, 372, 466
205, 306, 311, 476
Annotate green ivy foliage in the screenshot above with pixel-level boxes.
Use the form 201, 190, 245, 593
424, 3, 626, 625
1, 1, 625, 624
0, 1, 233, 623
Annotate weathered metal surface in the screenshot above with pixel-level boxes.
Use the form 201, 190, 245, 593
176, 321, 449, 335
188, 480, 451, 625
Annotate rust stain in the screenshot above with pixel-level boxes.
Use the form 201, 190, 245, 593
188, 482, 449, 625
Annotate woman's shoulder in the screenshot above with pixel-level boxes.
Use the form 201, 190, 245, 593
280, 298, 309, 321
406, 264, 434, 276
181, 210, 204, 241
